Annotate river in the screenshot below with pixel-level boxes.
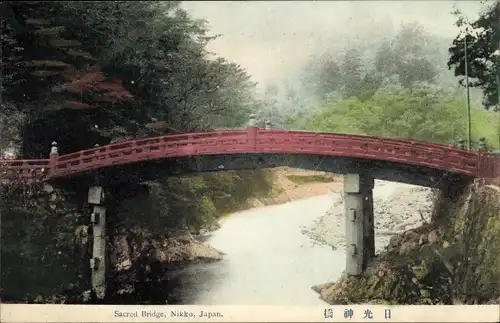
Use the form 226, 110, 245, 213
165, 193, 345, 305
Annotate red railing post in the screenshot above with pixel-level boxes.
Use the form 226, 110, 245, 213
247, 114, 258, 151
484, 155, 490, 178
486, 153, 500, 178
186, 134, 195, 154
49, 141, 59, 176
494, 156, 500, 178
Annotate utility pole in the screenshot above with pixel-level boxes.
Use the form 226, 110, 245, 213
492, 49, 500, 149
464, 32, 472, 150
496, 69, 500, 148
496, 52, 500, 148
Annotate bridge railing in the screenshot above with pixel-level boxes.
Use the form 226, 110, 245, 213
255, 129, 486, 176
284, 128, 484, 152
0, 115, 498, 180
52, 129, 252, 177
279, 127, 499, 178
483, 153, 500, 178
53, 124, 491, 178
257, 128, 485, 159
0, 159, 51, 182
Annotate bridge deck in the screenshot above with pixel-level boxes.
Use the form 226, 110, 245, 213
1, 128, 498, 183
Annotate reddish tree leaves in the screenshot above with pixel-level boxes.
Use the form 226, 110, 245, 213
58, 66, 134, 109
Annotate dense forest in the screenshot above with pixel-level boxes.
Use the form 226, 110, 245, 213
0, 1, 274, 301
259, 2, 499, 148
1, 0, 499, 302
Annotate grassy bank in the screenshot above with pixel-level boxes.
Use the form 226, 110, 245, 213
286, 174, 336, 185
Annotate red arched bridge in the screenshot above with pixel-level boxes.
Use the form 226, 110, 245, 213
2, 124, 499, 298
1, 126, 499, 185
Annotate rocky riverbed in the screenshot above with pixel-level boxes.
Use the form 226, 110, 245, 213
310, 179, 500, 305
304, 180, 437, 253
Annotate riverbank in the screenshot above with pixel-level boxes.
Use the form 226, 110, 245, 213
304, 180, 435, 253
246, 167, 343, 208
311, 179, 500, 305
192, 167, 342, 248
106, 167, 343, 302
0, 168, 276, 303
113, 177, 498, 305
104, 168, 343, 304
162, 193, 345, 305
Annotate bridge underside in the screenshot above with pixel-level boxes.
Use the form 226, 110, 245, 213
54, 153, 472, 189
43, 152, 474, 292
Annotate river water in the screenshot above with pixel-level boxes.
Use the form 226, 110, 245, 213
166, 193, 345, 305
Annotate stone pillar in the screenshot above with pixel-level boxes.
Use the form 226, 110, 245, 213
478, 137, 487, 150
457, 139, 466, 149
49, 141, 58, 176
247, 113, 257, 127
343, 173, 375, 276
265, 120, 271, 130
247, 113, 258, 151
88, 186, 106, 299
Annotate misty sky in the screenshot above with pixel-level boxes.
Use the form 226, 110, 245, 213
182, 1, 487, 89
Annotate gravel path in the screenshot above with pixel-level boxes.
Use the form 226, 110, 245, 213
305, 180, 436, 253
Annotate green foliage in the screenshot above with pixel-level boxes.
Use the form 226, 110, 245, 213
389, 22, 438, 89
256, 23, 446, 130
2, 1, 259, 156
287, 86, 500, 148
298, 22, 440, 106
341, 48, 364, 98
0, 1, 276, 301
300, 53, 342, 102
448, 0, 500, 109
0, 185, 87, 301
115, 170, 274, 235
2, 0, 269, 234
285, 16, 500, 149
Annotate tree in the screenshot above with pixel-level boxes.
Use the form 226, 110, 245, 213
255, 84, 283, 127
0, 5, 24, 156
340, 48, 364, 98
374, 39, 395, 76
300, 53, 343, 102
1, 1, 260, 156
448, 0, 500, 109
1, 1, 276, 301
375, 22, 438, 90
357, 72, 383, 102
300, 48, 376, 102
317, 58, 343, 100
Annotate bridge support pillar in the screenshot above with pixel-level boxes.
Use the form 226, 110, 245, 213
343, 173, 375, 276
88, 186, 107, 300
